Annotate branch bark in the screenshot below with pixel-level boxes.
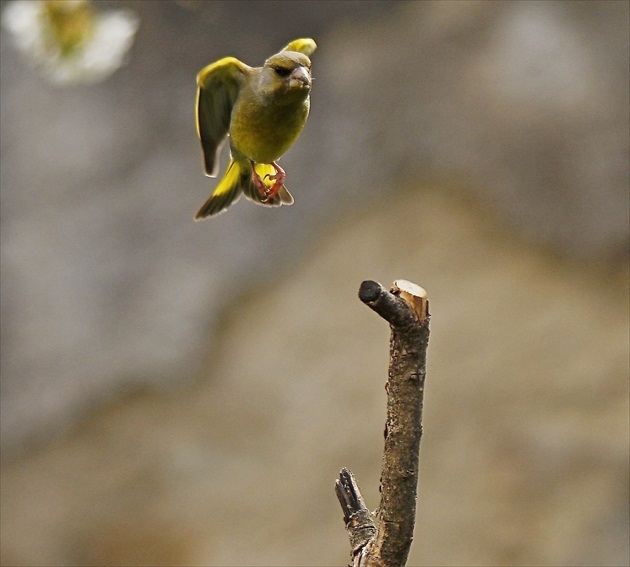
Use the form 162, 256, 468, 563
336, 279, 430, 567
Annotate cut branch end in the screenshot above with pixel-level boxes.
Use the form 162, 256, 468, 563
391, 279, 429, 323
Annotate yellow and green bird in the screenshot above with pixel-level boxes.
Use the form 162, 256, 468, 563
194, 38, 316, 219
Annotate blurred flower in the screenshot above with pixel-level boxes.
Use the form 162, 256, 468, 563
2, 0, 139, 85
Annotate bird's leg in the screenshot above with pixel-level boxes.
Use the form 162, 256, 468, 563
250, 160, 269, 198
250, 161, 286, 202
261, 161, 286, 202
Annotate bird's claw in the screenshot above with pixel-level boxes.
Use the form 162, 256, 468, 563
261, 182, 283, 202
251, 161, 286, 202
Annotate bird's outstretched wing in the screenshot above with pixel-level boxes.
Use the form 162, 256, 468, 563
281, 38, 317, 57
196, 57, 249, 177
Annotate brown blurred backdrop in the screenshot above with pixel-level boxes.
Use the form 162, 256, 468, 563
1, 1, 628, 565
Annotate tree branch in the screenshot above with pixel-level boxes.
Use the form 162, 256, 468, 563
335, 468, 377, 565
336, 279, 430, 567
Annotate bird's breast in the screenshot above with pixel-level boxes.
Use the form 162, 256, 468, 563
230, 94, 310, 164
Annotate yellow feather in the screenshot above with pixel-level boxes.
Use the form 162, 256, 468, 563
282, 38, 317, 57
194, 159, 243, 219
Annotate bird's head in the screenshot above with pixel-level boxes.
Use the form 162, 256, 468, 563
260, 51, 312, 100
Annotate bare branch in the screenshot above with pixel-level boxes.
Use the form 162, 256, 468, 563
335, 468, 377, 565
337, 279, 430, 567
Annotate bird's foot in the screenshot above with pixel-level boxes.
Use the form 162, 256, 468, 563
251, 169, 269, 196
261, 162, 286, 202
251, 161, 286, 202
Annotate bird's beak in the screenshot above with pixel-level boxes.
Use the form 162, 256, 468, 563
289, 66, 312, 88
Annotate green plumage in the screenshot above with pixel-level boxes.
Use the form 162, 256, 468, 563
195, 38, 316, 219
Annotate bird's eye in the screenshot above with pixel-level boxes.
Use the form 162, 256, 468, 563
273, 66, 291, 77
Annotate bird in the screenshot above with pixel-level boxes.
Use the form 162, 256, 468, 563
194, 38, 316, 220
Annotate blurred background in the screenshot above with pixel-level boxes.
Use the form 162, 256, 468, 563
1, 1, 628, 565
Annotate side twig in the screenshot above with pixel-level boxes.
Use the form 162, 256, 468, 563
336, 279, 430, 567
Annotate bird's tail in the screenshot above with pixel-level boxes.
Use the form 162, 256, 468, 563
195, 159, 294, 220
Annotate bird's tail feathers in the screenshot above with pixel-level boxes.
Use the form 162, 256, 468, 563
194, 158, 245, 219
195, 160, 294, 220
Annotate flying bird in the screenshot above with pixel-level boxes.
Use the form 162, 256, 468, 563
194, 38, 316, 219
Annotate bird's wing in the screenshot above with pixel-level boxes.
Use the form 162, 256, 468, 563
281, 38, 317, 57
196, 57, 249, 177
